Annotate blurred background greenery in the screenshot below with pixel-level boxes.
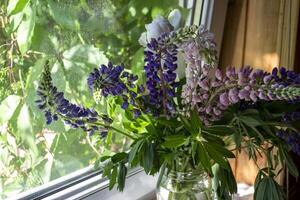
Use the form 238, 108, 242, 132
0, 0, 188, 199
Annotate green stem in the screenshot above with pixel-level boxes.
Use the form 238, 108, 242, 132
98, 122, 137, 140
18, 69, 25, 96
58, 113, 137, 140
86, 135, 101, 156
77, 33, 85, 44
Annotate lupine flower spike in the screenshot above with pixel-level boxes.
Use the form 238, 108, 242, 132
182, 66, 300, 125
36, 61, 112, 137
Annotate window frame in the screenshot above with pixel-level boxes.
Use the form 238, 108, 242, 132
9, 1, 228, 199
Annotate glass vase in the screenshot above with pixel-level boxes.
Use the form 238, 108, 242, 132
156, 168, 213, 200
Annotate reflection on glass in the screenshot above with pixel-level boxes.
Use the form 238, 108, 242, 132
0, 0, 188, 199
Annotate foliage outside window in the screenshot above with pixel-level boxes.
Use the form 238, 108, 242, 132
0, 0, 188, 199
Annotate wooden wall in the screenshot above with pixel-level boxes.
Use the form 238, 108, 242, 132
219, 0, 299, 71
219, 0, 300, 185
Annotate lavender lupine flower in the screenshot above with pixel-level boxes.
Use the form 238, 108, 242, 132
182, 66, 300, 124
277, 130, 300, 156
144, 35, 179, 116
181, 27, 218, 112
87, 62, 144, 118
36, 61, 112, 137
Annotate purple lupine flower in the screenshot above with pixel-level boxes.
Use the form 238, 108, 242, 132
250, 91, 258, 102
215, 69, 223, 81
181, 27, 217, 111
272, 67, 300, 86
87, 62, 126, 97
277, 130, 300, 156
228, 88, 239, 103
219, 93, 229, 106
87, 62, 146, 115
144, 34, 179, 116
36, 61, 112, 138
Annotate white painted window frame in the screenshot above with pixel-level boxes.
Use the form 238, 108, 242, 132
9, 1, 228, 199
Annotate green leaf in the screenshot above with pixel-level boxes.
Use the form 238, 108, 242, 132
179, 115, 194, 134
203, 125, 234, 136
254, 177, 269, 200
7, 12, 23, 33
0, 95, 21, 124
142, 142, 155, 173
31, 24, 55, 54
268, 178, 282, 200
204, 142, 229, 169
62, 44, 108, 66
117, 163, 127, 191
239, 116, 262, 127
128, 140, 143, 164
111, 152, 128, 164
196, 142, 212, 174
156, 162, 166, 188
25, 59, 48, 133
157, 117, 179, 127
109, 166, 118, 190
212, 163, 237, 199
162, 134, 187, 148
206, 143, 235, 158
7, 0, 29, 15
48, 0, 80, 31
145, 123, 157, 136
279, 146, 299, 177
17, 103, 38, 156
202, 133, 225, 146
190, 109, 202, 133
131, 48, 145, 85
16, 3, 36, 55
241, 109, 260, 115
100, 156, 111, 162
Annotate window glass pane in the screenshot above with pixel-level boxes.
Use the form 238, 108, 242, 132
0, 0, 189, 199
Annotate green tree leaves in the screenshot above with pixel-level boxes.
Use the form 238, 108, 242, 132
16, 2, 36, 55
48, 0, 80, 31
7, 0, 29, 16
17, 103, 38, 155
0, 95, 21, 124
62, 44, 108, 66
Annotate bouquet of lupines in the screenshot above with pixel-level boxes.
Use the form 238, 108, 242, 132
36, 10, 300, 200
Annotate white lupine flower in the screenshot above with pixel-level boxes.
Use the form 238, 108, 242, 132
168, 9, 182, 30
138, 15, 172, 47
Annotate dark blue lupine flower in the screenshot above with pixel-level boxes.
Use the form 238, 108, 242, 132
144, 35, 179, 117
87, 62, 127, 97
36, 61, 112, 138
87, 62, 145, 117
133, 109, 141, 118
272, 67, 300, 86
277, 130, 300, 156
137, 85, 145, 93
100, 130, 108, 138
282, 109, 300, 122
